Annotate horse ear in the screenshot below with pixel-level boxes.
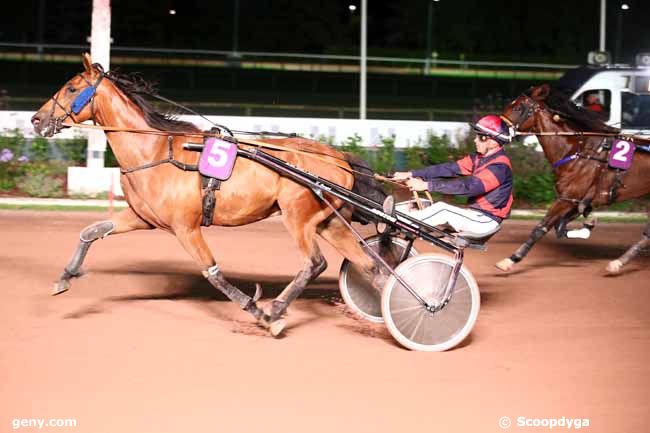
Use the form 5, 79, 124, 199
82, 53, 93, 73
532, 84, 550, 99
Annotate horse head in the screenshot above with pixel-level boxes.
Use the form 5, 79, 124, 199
502, 84, 552, 134
31, 53, 105, 137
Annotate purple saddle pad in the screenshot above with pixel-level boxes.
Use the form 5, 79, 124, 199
198, 137, 238, 180
608, 139, 635, 170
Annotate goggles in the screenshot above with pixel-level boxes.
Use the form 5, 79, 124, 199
477, 134, 492, 142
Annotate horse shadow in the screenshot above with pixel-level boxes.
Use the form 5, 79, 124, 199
494, 239, 649, 277
64, 262, 344, 335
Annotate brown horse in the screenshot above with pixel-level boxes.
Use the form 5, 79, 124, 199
496, 84, 650, 274
31, 53, 387, 335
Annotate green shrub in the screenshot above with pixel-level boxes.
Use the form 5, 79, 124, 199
15, 162, 67, 197
17, 172, 65, 197
370, 135, 396, 174
56, 137, 87, 165
404, 144, 426, 170
0, 161, 28, 190
338, 133, 368, 160
312, 134, 334, 146
513, 172, 556, 205
30, 137, 50, 162
0, 129, 27, 155
425, 131, 455, 164
506, 139, 556, 206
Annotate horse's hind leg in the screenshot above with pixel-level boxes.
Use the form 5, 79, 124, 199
172, 226, 266, 322
606, 221, 650, 274
262, 193, 333, 331
317, 207, 384, 285
53, 207, 153, 295
264, 240, 327, 327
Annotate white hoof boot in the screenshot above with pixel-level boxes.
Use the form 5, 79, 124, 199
495, 258, 514, 272
566, 228, 591, 239
606, 260, 623, 274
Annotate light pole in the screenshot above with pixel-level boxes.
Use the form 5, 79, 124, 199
425, 0, 440, 75
599, 0, 606, 51
360, 0, 367, 120
232, 0, 240, 57
36, 0, 46, 56
614, 2, 629, 63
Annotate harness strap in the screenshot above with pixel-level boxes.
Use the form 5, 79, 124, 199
608, 169, 624, 205
201, 177, 221, 227
552, 153, 579, 168
120, 136, 198, 174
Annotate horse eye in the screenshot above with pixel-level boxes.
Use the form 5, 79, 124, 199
68, 86, 77, 93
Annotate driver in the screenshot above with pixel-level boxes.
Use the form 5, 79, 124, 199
390, 115, 514, 237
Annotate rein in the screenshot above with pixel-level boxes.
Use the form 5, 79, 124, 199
62, 122, 407, 185
515, 130, 650, 140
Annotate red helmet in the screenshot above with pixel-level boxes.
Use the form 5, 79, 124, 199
471, 115, 512, 144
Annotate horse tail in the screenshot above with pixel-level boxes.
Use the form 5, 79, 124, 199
343, 152, 387, 225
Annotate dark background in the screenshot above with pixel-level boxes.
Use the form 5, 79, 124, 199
3, 0, 649, 62
1, 0, 649, 119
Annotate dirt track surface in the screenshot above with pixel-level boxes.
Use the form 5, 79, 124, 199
1, 210, 649, 433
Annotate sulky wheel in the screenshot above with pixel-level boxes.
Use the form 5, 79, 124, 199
339, 235, 418, 323
381, 253, 480, 351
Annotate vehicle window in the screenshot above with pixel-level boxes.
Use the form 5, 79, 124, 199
577, 89, 610, 121
621, 92, 650, 129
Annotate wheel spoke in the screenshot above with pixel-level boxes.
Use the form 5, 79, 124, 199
409, 310, 426, 340
391, 304, 425, 314
383, 254, 479, 351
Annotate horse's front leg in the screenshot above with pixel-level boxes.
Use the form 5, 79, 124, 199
495, 200, 576, 272
606, 221, 650, 274
53, 207, 153, 295
172, 226, 267, 324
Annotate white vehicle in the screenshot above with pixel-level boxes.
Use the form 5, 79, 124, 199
522, 53, 650, 147
557, 52, 650, 135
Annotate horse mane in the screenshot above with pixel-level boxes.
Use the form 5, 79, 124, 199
535, 86, 620, 134
106, 70, 200, 133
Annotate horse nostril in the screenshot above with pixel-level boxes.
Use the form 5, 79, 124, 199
31, 115, 41, 127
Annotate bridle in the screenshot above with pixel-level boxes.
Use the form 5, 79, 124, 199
45, 63, 105, 134
500, 93, 542, 135
501, 93, 599, 168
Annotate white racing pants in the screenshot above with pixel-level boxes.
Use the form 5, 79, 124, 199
407, 201, 499, 236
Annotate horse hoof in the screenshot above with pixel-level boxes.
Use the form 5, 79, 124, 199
606, 260, 622, 274
495, 258, 514, 272
52, 280, 70, 296
269, 319, 286, 337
